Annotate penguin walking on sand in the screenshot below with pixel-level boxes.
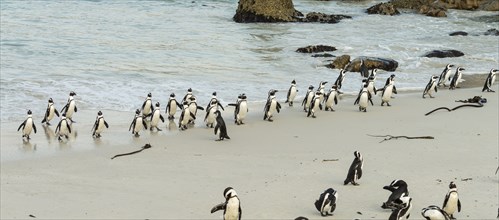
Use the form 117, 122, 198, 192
165, 93, 182, 120
324, 85, 339, 111
482, 68, 498, 92
207, 92, 225, 111
314, 188, 338, 217
382, 179, 409, 210
263, 89, 281, 122
129, 109, 147, 137
188, 96, 204, 124
333, 69, 347, 92
60, 91, 77, 123
307, 91, 323, 118
18, 110, 37, 141
344, 151, 363, 186
423, 75, 440, 98
150, 102, 165, 131
421, 205, 451, 220
317, 81, 328, 104
179, 101, 196, 130
442, 182, 461, 219
141, 92, 154, 118
91, 111, 109, 138
214, 110, 230, 141
438, 64, 455, 87
354, 83, 374, 112
210, 187, 242, 220
285, 80, 298, 106
205, 100, 217, 128
41, 98, 59, 126
449, 67, 465, 90
389, 196, 413, 220
381, 74, 397, 106
301, 85, 314, 112
228, 94, 248, 125
367, 75, 377, 96
55, 113, 71, 141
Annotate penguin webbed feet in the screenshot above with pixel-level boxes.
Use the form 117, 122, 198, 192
210, 203, 226, 213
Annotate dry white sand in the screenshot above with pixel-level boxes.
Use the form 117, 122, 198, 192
1, 83, 498, 219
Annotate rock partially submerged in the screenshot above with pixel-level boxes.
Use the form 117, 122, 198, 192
423, 50, 465, 58
367, 2, 400, 15
296, 45, 337, 53
449, 31, 468, 36
326, 55, 351, 69
298, 12, 352, 23
346, 57, 399, 72
484, 28, 499, 36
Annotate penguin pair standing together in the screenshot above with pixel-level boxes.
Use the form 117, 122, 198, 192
382, 179, 409, 210
211, 187, 242, 220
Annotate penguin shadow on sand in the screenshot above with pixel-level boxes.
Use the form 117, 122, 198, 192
168, 119, 178, 132
42, 124, 56, 144
21, 140, 37, 152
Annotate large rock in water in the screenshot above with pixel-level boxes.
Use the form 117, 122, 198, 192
326, 55, 351, 69
346, 57, 399, 72
233, 0, 302, 22
296, 45, 337, 53
423, 50, 465, 58
367, 2, 400, 15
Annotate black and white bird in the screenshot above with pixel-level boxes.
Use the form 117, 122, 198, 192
55, 113, 71, 141
18, 110, 37, 141
437, 64, 455, 87
165, 93, 182, 120
482, 68, 498, 92
129, 109, 147, 137
211, 187, 242, 220
354, 83, 374, 112
344, 151, 363, 186
442, 181, 461, 219
423, 75, 440, 98
41, 98, 59, 126
359, 59, 369, 78
60, 91, 77, 122
317, 81, 328, 103
301, 85, 314, 112
333, 69, 347, 92
389, 196, 413, 220
381, 74, 397, 106
285, 80, 298, 106
214, 110, 230, 141
449, 67, 465, 90
324, 85, 339, 111
150, 102, 165, 131
307, 91, 323, 118
228, 94, 248, 125
207, 92, 225, 111
421, 205, 451, 220
314, 188, 338, 217
205, 100, 218, 128
91, 111, 109, 138
187, 96, 204, 124
263, 89, 281, 122
178, 101, 195, 130
382, 179, 409, 210
182, 88, 193, 104
141, 92, 154, 118
367, 75, 377, 96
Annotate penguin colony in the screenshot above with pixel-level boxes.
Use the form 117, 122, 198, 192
17, 65, 496, 219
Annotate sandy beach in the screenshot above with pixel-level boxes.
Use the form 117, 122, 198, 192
1, 81, 498, 219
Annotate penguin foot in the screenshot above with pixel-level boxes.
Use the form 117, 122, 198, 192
387, 103, 391, 106
430, 96, 435, 98
312, 115, 316, 118
267, 118, 273, 122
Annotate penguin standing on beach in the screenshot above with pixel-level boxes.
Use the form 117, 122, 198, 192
482, 68, 498, 92
91, 111, 109, 138
55, 113, 71, 141
210, 187, 242, 220
389, 196, 413, 220
449, 67, 465, 90
314, 188, 338, 217
150, 102, 165, 131
307, 91, 323, 118
285, 80, 298, 106
381, 74, 397, 106
438, 64, 455, 87
207, 92, 225, 111
324, 85, 339, 111
354, 83, 374, 112
214, 110, 230, 141
367, 75, 377, 96
179, 101, 196, 130
60, 91, 77, 123
317, 81, 328, 104
442, 181, 461, 219
301, 85, 314, 112
41, 98, 59, 126
141, 92, 154, 118
165, 93, 182, 120
205, 100, 217, 128
263, 89, 281, 122
17, 110, 37, 141
228, 94, 248, 125
344, 151, 363, 186
188, 96, 204, 124
423, 75, 440, 98
421, 205, 451, 220
129, 109, 147, 137
382, 179, 409, 210
334, 69, 347, 92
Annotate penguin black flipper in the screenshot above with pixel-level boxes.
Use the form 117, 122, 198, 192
217, 102, 225, 111
42, 108, 49, 123
197, 106, 205, 111
204, 109, 210, 121
129, 118, 136, 131
17, 120, 26, 131
334, 95, 338, 105
210, 202, 226, 213
55, 121, 61, 133
66, 121, 72, 133
276, 102, 281, 113
91, 120, 98, 133
457, 199, 461, 212
393, 85, 397, 94
368, 92, 374, 106
142, 119, 147, 130
74, 105, 77, 112
104, 120, 109, 128
189, 112, 196, 120
60, 104, 67, 115
227, 103, 237, 107
263, 102, 270, 120
159, 115, 165, 123
32, 122, 37, 134
238, 206, 242, 220
354, 95, 360, 105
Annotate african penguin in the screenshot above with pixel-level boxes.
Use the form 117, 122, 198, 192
182, 88, 193, 104
449, 67, 465, 90
263, 89, 281, 122
210, 187, 242, 220
381, 74, 397, 106
178, 101, 196, 130
207, 91, 225, 111
333, 69, 347, 92
129, 109, 147, 137
314, 188, 338, 217
354, 83, 374, 112
437, 64, 455, 87
344, 151, 363, 186
442, 181, 461, 219
421, 205, 451, 220
285, 80, 298, 106
389, 196, 413, 220
91, 110, 109, 138
165, 93, 182, 120
205, 100, 217, 128
301, 85, 314, 112
324, 85, 339, 111
307, 91, 322, 118
367, 75, 377, 96
60, 91, 77, 123
423, 75, 440, 98
187, 96, 204, 124
230, 94, 248, 125
317, 81, 327, 104
214, 110, 230, 141
141, 92, 154, 118
55, 113, 72, 142
382, 179, 409, 210
482, 68, 498, 92
41, 98, 59, 126
17, 110, 37, 141
369, 68, 378, 81
150, 102, 165, 131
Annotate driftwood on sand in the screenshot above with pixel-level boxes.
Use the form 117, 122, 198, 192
111, 143, 152, 159
368, 134, 435, 143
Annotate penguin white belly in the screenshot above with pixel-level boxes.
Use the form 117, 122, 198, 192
224, 199, 240, 220
289, 88, 297, 101
367, 83, 374, 95
23, 118, 33, 135
443, 193, 458, 215
423, 209, 447, 220
181, 109, 191, 126
206, 108, 216, 124
143, 101, 152, 115
188, 104, 197, 116
428, 83, 436, 95
382, 85, 393, 102
59, 121, 69, 136
400, 203, 412, 219
238, 102, 248, 120
96, 118, 105, 134
267, 100, 277, 117
325, 95, 334, 108
66, 101, 75, 118
311, 100, 320, 113
169, 102, 177, 116
491, 75, 496, 85
151, 111, 161, 127
48, 106, 56, 121
359, 93, 368, 108
305, 93, 313, 109
134, 117, 144, 133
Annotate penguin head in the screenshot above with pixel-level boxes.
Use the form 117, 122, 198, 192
212, 91, 217, 96
147, 92, 152, 98
371, 68, 378, 75
187, 88, 192, 92
48, 98, 54, 103
389, 179, 407, 188
210, 100, 217, 106
182, 101, 189, 107
315, 91, 322, 96
432, 75, 439, 81
155, 102, 160, 107
291, 79, 296, 85
61, 113, 66, 118
69, 91, 76, 96
189, 96, 196, 102
241, 94, 247, 100
390, 74, 396, 79
170, 93, 175, 98
340, 68, 347, 74
308, 85, 314, 90
223, 187, 237, 199
354, 151, 362, 161
97, 111, 103, 116
135, 109, 140, 115
491, 69, 498, 74
447, 64, 454, 68
268, 89, 277, 96
331, 85, 338, 90
27, 110, 32, 115
457, 67, 465, 72
448, 181, 457, 189
319, 81, 327, 87
214, 110, 221, 116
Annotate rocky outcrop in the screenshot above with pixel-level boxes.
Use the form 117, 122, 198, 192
483, 28, 499, 36
296, 45, 337, 53
346, 57, 399, 72
423, 50, 465, 58
437, 0, 499, 11
449, 31, 469, 36
367, 2, 400, 15
389, 0, 448, 17
326, 55, 351, 69
449, 29, 499, 36
299, 12, 352, 23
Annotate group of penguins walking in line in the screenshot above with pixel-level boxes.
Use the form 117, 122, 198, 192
17, 64, 497, 143
210, 152, 462, 220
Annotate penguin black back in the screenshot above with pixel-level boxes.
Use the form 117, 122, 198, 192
214, 110, 230, 141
